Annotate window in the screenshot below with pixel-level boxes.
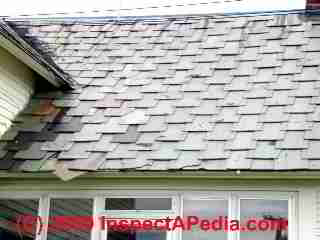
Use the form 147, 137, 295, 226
0, 191, 297, 240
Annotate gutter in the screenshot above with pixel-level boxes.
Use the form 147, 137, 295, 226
0, 20, 75, 89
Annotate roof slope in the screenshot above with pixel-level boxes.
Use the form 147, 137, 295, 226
2, 12, 320, 175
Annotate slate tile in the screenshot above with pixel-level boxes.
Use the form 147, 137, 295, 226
239, 47, 259, 61
133, 95, 158, 108
305, 123, 320, 140
199, 142, 228, 160
193, 51, 219, 63
277, 131, 308, 149
286, 98, 315, 114
0, 152, 17, 170
174, 97, 200, 108
255, 123, 284, 140
248, 141, 280, 159
227, 132, 256, 150
265, 91, 295, 106
305, 141, 320, 159
238, 99, 266, 115
213, 107, 240, 123
200, 36, 225, 49
41, 134, 73, 151
166, 109, 193, 124
99, 117, 129, 133
294, 67, 320, 81
66, 101, 94, 116
147, 101, 174, 116
170, 151, 201, 169
206, 123, 234, 141
245, 85, 272, 99
260, 40, 284, 53
82, 109, 107, 124
302, 52, 320, 66
256, 54, 281, 68
218, 42, 240, 55
177, 133, 206, 151
164, 71, 189, 85
276, 150, 308, 169
73, 124, 102, 142
91, 135, 117, 152
78, 87, 105, 100
137, 116, 167, 132
141, 82, 167, 93
120, 110, 149, 125
112, 126, 140, 143
185, 116, 213, 132
303, 38, 320, 52
205, 70, 232, 85
106, 144, 137, 159
261, 106, 288, 123
292, 82, 318, 97
53, 99, 80, 107
275, 60, 302, 75
252, 68, 276, 83
191, 100, 219, 115
225, 76, 250, 91
14, 142, 46, 160
226, 151, 251, 169
281, 46, 304, 60
94, 95, 122, 108
269, 75, 297, 90
200, 85, 226, 100
220, 92, 245, 107
233, 115, 261, 132
50, 116, 83, 133
157, 125, 187, 142
148, 143, 180, 160
214, 56, 237, 69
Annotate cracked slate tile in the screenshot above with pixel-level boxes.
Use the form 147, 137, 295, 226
66, 101, 94, 116
305, 141, 320, 159
225, 76, 250, 91
305, 123, 320, 140
50, 116, 83, 133
252, 68, 277, 83
264, 91, 295, 106
220, 92, 245, 107
295, 67, 320, 81
275, 60, 302, 74
185, 116, 213, 132
170, 151, 201, 169
201, 85, 226, 100
106, 144, 137, 159
78, 86, 105, 100
213, 107, 240, 123
58, 142, 92, 159
276, 150, 308, 169
147, 101, 174, 116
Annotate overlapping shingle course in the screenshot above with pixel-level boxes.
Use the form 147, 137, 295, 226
2, 13, 320, 173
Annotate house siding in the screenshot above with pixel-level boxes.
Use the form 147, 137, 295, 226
0, 46, 35, 137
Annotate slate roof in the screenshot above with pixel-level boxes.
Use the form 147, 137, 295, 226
2, 12, 320, 175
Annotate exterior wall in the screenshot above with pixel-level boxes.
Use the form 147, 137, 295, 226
0, 46, 35, 136
0, 177, 317, 240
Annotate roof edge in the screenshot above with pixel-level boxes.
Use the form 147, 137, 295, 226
1, 171, 320, 180
0, 20, 76, 89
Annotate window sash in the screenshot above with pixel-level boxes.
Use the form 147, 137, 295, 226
0, 191, 298, 240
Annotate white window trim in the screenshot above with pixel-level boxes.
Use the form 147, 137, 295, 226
0, 190, 298, 240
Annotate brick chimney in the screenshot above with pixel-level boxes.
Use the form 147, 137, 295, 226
307, 0, 320, 10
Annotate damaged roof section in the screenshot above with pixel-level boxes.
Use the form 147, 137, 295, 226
1, 13, 320, 178
0, 20, 75, 88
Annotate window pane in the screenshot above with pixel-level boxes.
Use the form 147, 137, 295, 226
107, 230, 166, 240
47, 198, 93, 240
182, 199, 228, 240
0, 199, 39, 240
105, 198, 171, 210
240, 199, 288, 240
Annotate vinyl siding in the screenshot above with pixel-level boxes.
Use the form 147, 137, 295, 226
0, 46, 35, 137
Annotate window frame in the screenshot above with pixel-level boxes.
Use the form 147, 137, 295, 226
0, 190, 298, 240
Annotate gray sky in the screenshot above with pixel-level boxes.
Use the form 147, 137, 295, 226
2, 0, 305, 18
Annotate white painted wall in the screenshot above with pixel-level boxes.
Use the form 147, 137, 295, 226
0, 46, 35, 137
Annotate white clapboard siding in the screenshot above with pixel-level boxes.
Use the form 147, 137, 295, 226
0, 46, 35, 137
